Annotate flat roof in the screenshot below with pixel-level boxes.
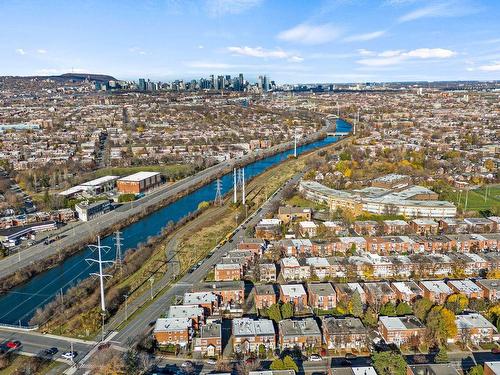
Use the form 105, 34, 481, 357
154, 318, 191, 332
118, 171, 160, 182
80, 175, 119, 186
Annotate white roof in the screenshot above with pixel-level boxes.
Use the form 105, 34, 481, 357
58, 186, 85, 196
347, 283, 365, 295
448, 279, 482, 294
412, 218, 438, 226
232, 318, 275, 337
392, 282, 420, 295
118, 171, 160, 182
259, 218, 282, 226
339, 237, 366, 244
154, 318, 191, 333
281, 257, 300, 268
168, 305, 204, 319
215, 263, 241, 270
352, 367, 378, 375
379, 316, 409, 330
80, 175, 119, 186
183, 292, 217, 305
485, 362, 500, 374
420, 280, 453, 294
299, 221, 317, 228
280, 284, 307, 297
456, 313, 497, 331
306, 257, 329, 267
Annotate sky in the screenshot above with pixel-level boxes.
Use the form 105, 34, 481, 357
0, 0, 499, 83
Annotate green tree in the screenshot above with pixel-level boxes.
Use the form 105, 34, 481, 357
379, 302, 397, 316
198, 201, 210, 210
396, 301, 413, 316
258, 344, 266, 359
363, 307, 378, 327
270, 358, 285, 370
371, 352, 407, 375
281, 302, 294, 319
468, 364, 484, 375
435, 347, 449, 363
445, 294, 469, 314
413, 298, 434, 321
426, 306, 457, 345
282, 356, 299, 372
268, 303, 282, 323
351, 291, 363, 318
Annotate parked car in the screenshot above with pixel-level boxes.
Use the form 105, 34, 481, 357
62, 351, 77, 360
181, 361, 193, 368
44, 347, 58, 356
6, 341, 21, 349
206, 359, 217, 365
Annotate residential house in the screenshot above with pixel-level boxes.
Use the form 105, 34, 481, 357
260, 263, 277, 282
167, 305, 204, 329
363, 282, 397, 308
323, 221, 348, 236
391, 281, 424, 303
306, 257, 331, 280
335, 283, 367, 305
464, 218, 496, 233
322, 316, 369, 351
410, 219, 439, 236
183, 292, 219, 314
383, 220, 410, 235
439, 218, 468, 234
485, 362, 500, 375
254, 284, 277, 310
193, 323, 222, 357
278, 206, 312, 224
378, 316, 426, 346
476, 279, 500, 301
299, 221, 318, 238
238, 238, 267, 256
255, 219, 282, 240
280, 284, 308, 310
447, 279, 484, 299
353, 221, 379, 236
280, 257, 310, 281
232, 318, 276, 354
194, 281, 245, 310
419, 280, 454, 304
215, 263, 242, 281
153, 318, 192, 347
454, 313, 499, 344
307, 283, 336, 310
407, 364, 461, 375
278, 318, 322, 350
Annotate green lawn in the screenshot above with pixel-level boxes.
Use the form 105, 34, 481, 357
456, 185, 500, 211
286, 194, 328, 210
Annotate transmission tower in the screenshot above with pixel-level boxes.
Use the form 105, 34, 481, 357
241, 168, 246, 206
114, 231, 123, 270
86, 236, 114, 341
215, 178, 223, 206
293, 128, 297, 158
233, 168, 237, 204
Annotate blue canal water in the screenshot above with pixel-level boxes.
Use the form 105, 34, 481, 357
0, 119, 351, 325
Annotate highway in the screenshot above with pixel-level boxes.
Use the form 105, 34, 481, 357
0, 125, 331, 281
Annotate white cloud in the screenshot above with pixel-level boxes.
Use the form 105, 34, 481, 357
227, 46, 303, 62
205, 0, 262, 17
129, 47, 147, 55
15, 48, 26, 55
277, 23, 342, 45
197, 45, 204, 49
344, 30, 386, 42
357, 49, 375, 57
478, 62, 500, 72
37, 49, 47, 54
357, 48, 457, 66
398, 1, 478, 23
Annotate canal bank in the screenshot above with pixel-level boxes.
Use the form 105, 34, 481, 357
0, 119, 352, 325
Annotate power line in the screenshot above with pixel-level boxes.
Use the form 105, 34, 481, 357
114, 231, 123, 270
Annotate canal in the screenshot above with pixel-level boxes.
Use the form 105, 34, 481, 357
0, 119, 352, 325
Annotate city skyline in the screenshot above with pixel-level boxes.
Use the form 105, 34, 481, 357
0, 0, 499, 83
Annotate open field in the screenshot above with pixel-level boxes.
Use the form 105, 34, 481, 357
455, 184, 500, 212
286, 194, 328, 210
0, 355, 60, 375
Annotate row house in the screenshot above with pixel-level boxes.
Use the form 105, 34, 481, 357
419, 280, 454, 304
322, 316, 369, 351
307, 283, 336, 310
353, 221, 379, 236
378, 316, 426, 346
255, 219, 282, 240
476, 279, 500, 301
237, 238, 267, 256
260, 263, 277, 282
464, 218, 496, 233
323, 221, 349, 236
363, 282, 397, 307
391, 281, 424, 303
454, 313, 499, 345
167, 305, 205, 330
254, 285, 277, 310
410, 219, 439, 236
280, 239, 313, 257
383, 220, 410, 235
194, 281, 245, 313
306, 257, 330, 279
448, 279, 484, 299
280, 284, 308, 310
153, 318, 193, 348
183, 292, 219, 315
280, 257, 310, 281
214, 263, 242, 281
232, 318, 276, 354
277, 206, 312, 224
193, 322, 222, 358
278, 318, 322, 350
439, 218, 468, 234
298, 221, 318, 238
335, 283, 367, 305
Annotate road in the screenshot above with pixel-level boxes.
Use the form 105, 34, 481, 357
0, 127, 330, 281
111, 173, 303, 346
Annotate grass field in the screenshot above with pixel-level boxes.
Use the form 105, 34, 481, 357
286, 194, 328, 210
455, 184, 500, 211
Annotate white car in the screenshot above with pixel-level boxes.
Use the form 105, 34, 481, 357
309, 355, 322, 362
61, 351, 77, 360
206, 359, 217, 365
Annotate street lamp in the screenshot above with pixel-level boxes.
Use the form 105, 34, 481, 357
149, 277, 154, 300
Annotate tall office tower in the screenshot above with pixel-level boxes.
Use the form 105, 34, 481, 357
263, 75, 269, 92
217, 75, 224, 90
138, 78, 146, 91
225, 75, 231, 89
210, 74, 215, 89
238, 73, 244, 90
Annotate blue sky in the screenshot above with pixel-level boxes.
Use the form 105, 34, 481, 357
0, 0, 499, 83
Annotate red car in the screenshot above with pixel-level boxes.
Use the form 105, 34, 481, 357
6, 341, 21, 349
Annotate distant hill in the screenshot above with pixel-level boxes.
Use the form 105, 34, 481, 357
50, 73, 117, 83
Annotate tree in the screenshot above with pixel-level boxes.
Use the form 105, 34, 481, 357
379, 302, 397, 316
281, 302, 294, 319
267, 303, 282, 323
396, 301, 413, 316
435, 347, 449, 363
351, 291, 363, 318
198, 201, 210, 210
426, 306, 457, 345
371, 352, 407, 375
282, 356, 299, 372
468, 364, 484, 375
414, 298, 434, 321
270, 358, 285, 370
445, 294, 469, 314
363, 307, 378, 328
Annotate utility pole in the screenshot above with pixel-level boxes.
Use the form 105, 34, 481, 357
241, 168, 246, 206
215, 178, 223, 206
86, 236, 113, 342
233, 168, 237, 204
149, 277, 154, 300
464, 189, 469, 211
114, 231, 123, 272
293, 128, 297, 158
124, 294, 129, 321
